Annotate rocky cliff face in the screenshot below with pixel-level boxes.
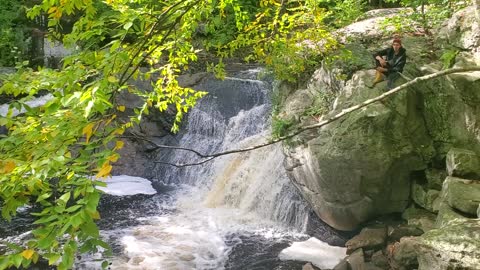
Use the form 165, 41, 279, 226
281, 6, 480, 232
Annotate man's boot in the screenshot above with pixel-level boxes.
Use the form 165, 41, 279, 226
372, 70, 383, 85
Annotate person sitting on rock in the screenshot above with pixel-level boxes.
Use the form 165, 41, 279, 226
371, 38, 407, 90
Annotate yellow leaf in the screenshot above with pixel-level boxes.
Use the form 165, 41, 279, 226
2, 160, 16, 174
114, 128, 125, 135
147, 100, 153, 107
114, 140, 124, 150
48, 7, 57, 14
65, 151, 71, 158
54, 9, 62, 19
21, 249, 35, 260
90, 211, 101, 220
107, 154, 119, 162
82, 123, 94, 143
96, 162, 112, 178
67, 171, 75, 180
117, 105, 125, 112
108, 76, 118, 83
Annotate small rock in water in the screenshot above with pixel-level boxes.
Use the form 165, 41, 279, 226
130, 256, 145, 265
179, 254, 195, 261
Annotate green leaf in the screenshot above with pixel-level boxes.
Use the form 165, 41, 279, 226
86, 191, 100, 213
58, 192, 71, 204
65, 204, 82, 213
33, 214, 58, 224
44, 253, 61, 266
123, 21, 133, 30
11, 254, 23, 268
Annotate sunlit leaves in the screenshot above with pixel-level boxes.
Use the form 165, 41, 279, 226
0, 0, 339, 269
95, 162, 112, 178
82, 123, 95, 143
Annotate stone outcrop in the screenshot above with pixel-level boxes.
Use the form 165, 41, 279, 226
417, 219, 480, 270
282, 5, 480, 231
283, 6, 480, 270
446, 148, 480, 179
440, 176, 480, 215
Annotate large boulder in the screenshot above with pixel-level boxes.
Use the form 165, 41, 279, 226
417, 219, 480, 270
285, 60, 433, 231
446, 148, 480, 179
283, 7, 480, 231
440, 176, 480, 215
435, 6, 480, 52
345, 226, 387, 254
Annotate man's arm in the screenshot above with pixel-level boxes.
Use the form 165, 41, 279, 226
373, 48, 389, 66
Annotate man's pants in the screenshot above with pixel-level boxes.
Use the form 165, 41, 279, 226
386, 72, 400, 90
375, 59, 399, 90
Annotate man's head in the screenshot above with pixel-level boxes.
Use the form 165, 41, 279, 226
392, 38, 402, 53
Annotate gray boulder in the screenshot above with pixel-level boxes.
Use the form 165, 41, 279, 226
402, 207, 436, 232
388, 237, 419, 270
440, 176, 480, 215
388, 224, 424, 242
425, 168, 446, 190
435, 201, 471, 228
435, 6, 480, 51
412, 181, 440, 212
446, 148, 480, 180
283, 7, 480, 231
417, 219, 480, 270
345, 226, 387, 254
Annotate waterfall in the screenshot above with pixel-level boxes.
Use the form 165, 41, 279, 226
155, 69, 309, 228
77, 69, 312, 270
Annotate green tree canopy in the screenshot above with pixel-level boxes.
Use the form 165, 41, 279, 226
0, 0, 336, 269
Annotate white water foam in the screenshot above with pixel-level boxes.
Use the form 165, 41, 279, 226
75, 71, 330, 269
96, 175, 156, 196
100, 185, 304, 270
279, 237, 347, 269
0, 94, 53, 117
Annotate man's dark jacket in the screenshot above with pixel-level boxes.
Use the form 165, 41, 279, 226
373, 47, 407, 74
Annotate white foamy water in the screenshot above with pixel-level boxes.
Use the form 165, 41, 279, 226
279, 237, 346, 269
0, 94, 53, 117
75, 70, 335, 269
97, 175, 156, 196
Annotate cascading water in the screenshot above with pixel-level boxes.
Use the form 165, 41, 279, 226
77, 69, 315, 269
0, 69, 346, 269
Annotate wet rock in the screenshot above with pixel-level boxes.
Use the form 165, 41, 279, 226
346, 226, 387, 254
302, 262, 320, 270
446, 148, 480, 180
347, 248, 365, 270
435, 202, 471, 228
333, 258, 349, 270
425, 168, 447, 190
402, 207, 436, 232
412, 181, 440, 212
435, 6, 480, 51
441, 176, 480, 215
371, 250, 389, 269
417, 219, 480, 270
388, 237, 419, 270
388, 224, 424, 242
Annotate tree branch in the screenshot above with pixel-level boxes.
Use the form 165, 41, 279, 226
149, 66, 480, 167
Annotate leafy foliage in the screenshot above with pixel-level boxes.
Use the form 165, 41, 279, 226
303, 90, 336, 118
0, 0, 29, 67
381, 0, 470, 34
272, 115, 295, 139
440, 49, 459, 69
0, 0, 339, 269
